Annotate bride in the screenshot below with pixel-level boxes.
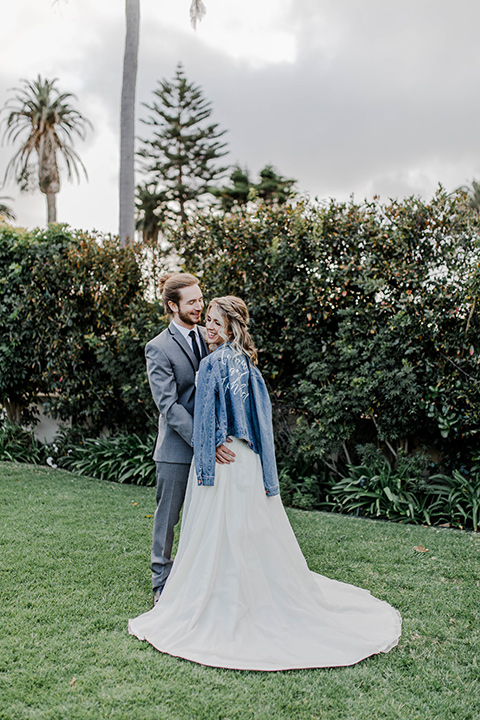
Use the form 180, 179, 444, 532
128, 296, 401, 671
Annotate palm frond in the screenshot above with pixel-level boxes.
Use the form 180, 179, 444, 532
0, 75, 91, 188
0, 196, 16, 221
190, 0, 206, 30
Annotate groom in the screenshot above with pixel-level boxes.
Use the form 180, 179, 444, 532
146, 272, 234, 605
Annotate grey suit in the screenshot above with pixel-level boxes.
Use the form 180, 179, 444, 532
146, 322, 208, 590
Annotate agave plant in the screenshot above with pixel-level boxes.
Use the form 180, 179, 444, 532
429, 470, 480, 531
59, 434, 156, 486
325, 460, 450, 526
0, 422, 46, 463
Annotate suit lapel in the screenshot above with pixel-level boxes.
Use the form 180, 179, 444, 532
168, 322, 199, 370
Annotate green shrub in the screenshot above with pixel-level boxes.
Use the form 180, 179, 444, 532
279, 444, 480, 531
0, 224, 160, 434
0, 423, 157, 488
0, 422, 46, 464
324, 461, 448, 526
183, 190, 480, 472
429, 469, 480, 531
278, 464, 332, 511
58, 433, 157, 486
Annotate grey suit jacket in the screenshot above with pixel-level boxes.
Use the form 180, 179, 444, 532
146, 322, 208, 464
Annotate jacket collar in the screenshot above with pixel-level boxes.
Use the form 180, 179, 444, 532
168, 322, 208, 370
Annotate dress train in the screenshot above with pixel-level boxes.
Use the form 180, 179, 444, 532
128, 438, 401, 670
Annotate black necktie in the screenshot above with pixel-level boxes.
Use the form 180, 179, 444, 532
189, 330, 201, 363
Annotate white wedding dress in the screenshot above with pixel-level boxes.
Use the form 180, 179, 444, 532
128, 438, 401, 671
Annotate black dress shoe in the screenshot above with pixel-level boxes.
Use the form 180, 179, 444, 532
153, 586, 164, 606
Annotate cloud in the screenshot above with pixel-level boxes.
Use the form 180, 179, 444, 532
2, 0, 480, 230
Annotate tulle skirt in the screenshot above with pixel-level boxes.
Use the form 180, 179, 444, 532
128, 438, 401, 670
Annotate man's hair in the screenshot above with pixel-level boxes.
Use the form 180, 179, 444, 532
159, 273, 200, 314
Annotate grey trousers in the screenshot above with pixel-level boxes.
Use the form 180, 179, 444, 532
151, 461, 190, 591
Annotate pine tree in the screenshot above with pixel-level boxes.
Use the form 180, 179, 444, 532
211, 164, 296, 212
210, 165, 251, 212
137, 64, 228, 239
255, 165, 296, 205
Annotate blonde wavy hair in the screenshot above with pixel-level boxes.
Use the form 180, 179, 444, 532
207, 296, 258, 365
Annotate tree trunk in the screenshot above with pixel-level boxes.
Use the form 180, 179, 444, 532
46, 192, 57, 223
119, 0, 140, 246
177, 160, 189, 245
38, 131, 60, 225
3, 399, 23, 425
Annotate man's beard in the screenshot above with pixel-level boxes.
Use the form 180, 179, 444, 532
178, 309, 201, 326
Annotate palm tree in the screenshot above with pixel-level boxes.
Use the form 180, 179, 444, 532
190, 0, 206, 29
1, 75, 91, 224
119, 0, 140, 246
135, 182, 169, 244
455, 179, 480, 212
118, 0, 206, 246
0, 197, 15, 221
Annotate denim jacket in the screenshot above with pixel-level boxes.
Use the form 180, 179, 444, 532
193, 343, 280, 496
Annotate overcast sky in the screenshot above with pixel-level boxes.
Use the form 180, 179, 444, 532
1, 0, 480, 233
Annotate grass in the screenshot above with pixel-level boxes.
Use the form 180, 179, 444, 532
0, 461, 479, 720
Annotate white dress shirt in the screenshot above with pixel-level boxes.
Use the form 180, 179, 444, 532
172, 321, 201, 354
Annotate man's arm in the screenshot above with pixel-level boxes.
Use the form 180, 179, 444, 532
146, 342, 194, 446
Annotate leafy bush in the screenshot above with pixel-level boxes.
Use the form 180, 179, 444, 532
183, 190, 480, 472
58, 434, 157, 486
429, 469, 480, 531
0, 422, 47, 464
0, 422, 157, 488
278, 443, 480, 530
324, 461, 447, 526
2, 192, 479, 523
0, 224, 160, 434
278, 463, 332, 511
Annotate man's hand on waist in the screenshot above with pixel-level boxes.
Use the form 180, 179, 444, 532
215, 437, 236, 464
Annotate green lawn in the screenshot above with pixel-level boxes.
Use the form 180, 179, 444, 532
0, 461, 479, 720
